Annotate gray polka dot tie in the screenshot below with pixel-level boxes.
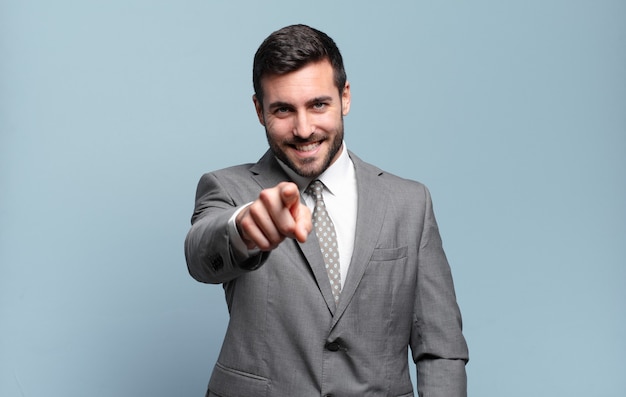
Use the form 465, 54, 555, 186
307, 180, 341, 303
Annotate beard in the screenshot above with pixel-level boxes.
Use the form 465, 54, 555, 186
266, 119, 344, 178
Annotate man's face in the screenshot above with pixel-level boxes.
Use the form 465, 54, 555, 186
253, 60, 351, 178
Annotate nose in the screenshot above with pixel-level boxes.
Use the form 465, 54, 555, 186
293, 112, 314, 139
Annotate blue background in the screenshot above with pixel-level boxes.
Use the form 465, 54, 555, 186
1, 1, 624, 396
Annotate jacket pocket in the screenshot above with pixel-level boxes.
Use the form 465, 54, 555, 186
208, 362, 268, 397
370, 246, 408, 262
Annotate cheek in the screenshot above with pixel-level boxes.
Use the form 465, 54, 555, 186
316, 113, 342, 131
265, 118, 291, 138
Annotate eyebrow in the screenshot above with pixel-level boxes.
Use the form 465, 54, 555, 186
267, 101, 293, 111
267, 96, 334, 111
307, 96, 334, 106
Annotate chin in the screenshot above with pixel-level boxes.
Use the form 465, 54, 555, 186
292, 163, 322, 178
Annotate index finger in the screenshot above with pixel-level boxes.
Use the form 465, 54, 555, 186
279, 182, 301, 211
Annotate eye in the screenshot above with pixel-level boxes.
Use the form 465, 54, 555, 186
273, 106, 293, 117
312, 102, 327, 111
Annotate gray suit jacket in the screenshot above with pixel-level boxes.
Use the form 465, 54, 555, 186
185, 150, 469, 397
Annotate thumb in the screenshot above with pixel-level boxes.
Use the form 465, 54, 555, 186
292, 203, 312, 243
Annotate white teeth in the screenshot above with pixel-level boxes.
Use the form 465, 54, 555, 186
295, 142, 320, 152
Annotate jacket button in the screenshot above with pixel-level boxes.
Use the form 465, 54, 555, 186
325, 341, 340, 351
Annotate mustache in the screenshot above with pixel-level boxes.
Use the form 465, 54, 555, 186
283, 133, 326, 145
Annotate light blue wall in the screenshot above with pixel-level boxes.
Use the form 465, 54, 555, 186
1, 1, 624, 396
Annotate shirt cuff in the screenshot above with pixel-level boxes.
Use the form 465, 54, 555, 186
228, 203, 261, 260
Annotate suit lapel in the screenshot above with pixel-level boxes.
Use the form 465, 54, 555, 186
332, 152, 387, 326
297, 234, 339, 313
249, 150, 291, 189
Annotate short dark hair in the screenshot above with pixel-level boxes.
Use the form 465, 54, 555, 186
253, 24, 347, 106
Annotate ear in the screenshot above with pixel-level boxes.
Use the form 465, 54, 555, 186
341, 82, 351, 116
252, 94, 265, 126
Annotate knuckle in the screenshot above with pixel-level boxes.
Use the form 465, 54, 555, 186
247, 203, 264, 221
258, 188, 274, 204
239, 215, 253, 230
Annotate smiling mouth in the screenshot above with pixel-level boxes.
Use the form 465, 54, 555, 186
293, 141, 321, 152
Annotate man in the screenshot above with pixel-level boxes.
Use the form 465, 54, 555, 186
185, 24, 468, 397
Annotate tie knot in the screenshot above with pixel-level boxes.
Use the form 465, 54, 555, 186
306, 180, 325, 202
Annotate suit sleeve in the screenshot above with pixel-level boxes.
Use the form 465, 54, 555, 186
184, 172, 268, 284
410, 186, 469, 396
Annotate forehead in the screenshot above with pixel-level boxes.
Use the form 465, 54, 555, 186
260, 60, 337, 103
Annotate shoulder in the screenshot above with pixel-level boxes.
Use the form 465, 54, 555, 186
195, 163, 255, 193
203, 162, 256, 180
198, 150, 274, 186
349, 151, 436, 222
349, 150, 429, 194
193, 151, 287, 206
